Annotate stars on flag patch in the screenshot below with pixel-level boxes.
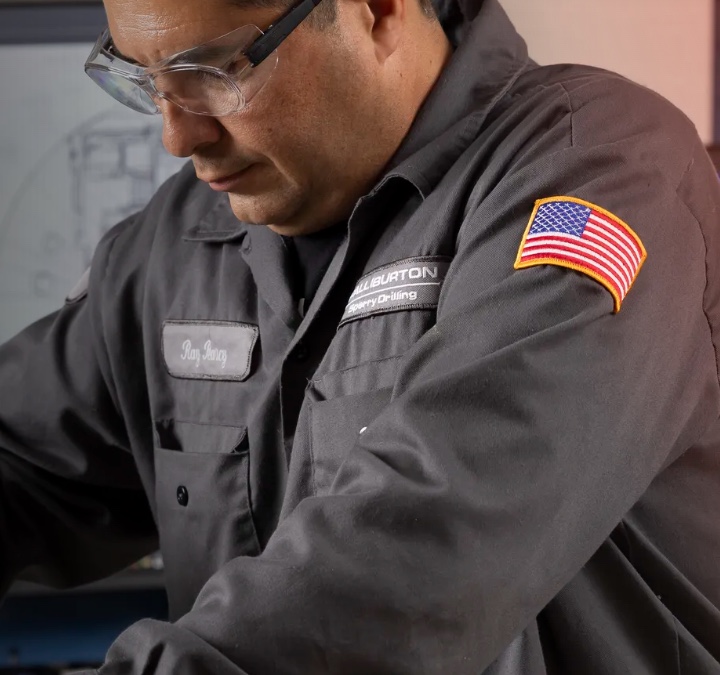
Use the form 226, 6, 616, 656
514, 196, 647, 312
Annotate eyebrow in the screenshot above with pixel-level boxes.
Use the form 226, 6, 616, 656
108, 36, 155, 68
109, 38, 242, 70
168, 45, 242, 66
108, 40, 145, 67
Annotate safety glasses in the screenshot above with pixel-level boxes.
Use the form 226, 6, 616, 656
84, 0, 323, 116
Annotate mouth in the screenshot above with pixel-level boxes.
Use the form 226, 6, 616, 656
201, 166, 254, 192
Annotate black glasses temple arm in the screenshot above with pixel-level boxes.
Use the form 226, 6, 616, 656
244, 0, 323, 66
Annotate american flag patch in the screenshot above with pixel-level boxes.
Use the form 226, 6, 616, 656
514, 196, 647, 312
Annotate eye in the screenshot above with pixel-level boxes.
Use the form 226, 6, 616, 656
221, 52, 251, 79
197, 69, 223, 84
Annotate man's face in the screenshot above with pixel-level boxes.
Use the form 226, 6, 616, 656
104, 0, 411, 235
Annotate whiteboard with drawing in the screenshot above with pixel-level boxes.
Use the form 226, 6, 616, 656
0, 41, 186, 343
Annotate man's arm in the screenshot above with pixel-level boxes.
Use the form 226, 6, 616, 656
0, 217, 158, 597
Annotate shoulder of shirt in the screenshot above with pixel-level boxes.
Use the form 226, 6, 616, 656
94, 160, 220, 263
498, 62, 701, 184
510, 62, 698, 143
85, 160, 217, 296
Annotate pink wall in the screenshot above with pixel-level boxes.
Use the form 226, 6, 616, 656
500, 0, 714, 143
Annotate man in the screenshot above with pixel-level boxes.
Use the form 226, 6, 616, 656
1, 0, 719, 670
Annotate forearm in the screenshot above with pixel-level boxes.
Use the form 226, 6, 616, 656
0, 297, 157, 590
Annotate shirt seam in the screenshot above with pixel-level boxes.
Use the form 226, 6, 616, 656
559, 83, 576, 147
93, 227, 133, 421
675, 163, 720, 388
307, 399, 319, 496
672, 616, 683, 675
309, 354, 403, 386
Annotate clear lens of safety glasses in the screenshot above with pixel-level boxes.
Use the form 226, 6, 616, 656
84, 25, 279, 116
86, 68, 159, 114
152, 67, 243, 116
85, 33, 159, 114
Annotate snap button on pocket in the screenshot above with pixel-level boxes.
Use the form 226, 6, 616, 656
176, 485, 189, 506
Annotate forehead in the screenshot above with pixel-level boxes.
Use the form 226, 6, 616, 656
104, 0, 277, 62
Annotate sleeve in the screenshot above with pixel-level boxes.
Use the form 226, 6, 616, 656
0, 219, 158, 598
90, 81, 720, 673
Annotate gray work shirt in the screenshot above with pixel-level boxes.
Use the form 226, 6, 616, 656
1, 0, 720, 672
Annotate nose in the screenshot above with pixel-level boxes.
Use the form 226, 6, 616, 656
159, 99, 223, 158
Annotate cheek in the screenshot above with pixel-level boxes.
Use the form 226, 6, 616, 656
223, 39, 368, 189
244, 84, 339, 172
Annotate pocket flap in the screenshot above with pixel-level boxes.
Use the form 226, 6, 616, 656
154, 419, 248, 454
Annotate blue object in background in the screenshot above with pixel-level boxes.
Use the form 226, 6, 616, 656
0, 589, 168, 668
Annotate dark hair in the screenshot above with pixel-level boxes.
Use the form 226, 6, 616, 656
312, 0, 437, 26
232, 0, 436, 30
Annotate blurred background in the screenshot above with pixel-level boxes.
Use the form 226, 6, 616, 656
0, 0, 717, 671
503, 0, 715, 146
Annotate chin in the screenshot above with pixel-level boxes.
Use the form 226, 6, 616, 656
227, 190, 301, 228
265, 221, 336, 236
227, 191, 336, 236
227, 183, 349, 236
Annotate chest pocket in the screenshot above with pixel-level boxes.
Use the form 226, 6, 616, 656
304, 309, 438, 497
153, 419, 260, 619
307, 356, 400, 496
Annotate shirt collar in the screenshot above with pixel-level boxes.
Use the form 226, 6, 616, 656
386, 0, 531, 196
183, 193, 248, 242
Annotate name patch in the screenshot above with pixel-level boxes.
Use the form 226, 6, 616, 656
162, 320, 258, 381
340, 256, 451, 326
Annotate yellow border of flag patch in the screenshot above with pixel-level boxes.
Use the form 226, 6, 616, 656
514, 196, 647, 312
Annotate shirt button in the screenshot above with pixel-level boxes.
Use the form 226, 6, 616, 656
292, 342, 308, 361
176, 485, 189, 507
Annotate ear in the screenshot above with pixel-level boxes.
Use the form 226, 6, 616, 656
363, 0, 407, 64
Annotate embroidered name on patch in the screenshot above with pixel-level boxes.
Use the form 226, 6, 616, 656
514, 196, 646, 312
340, 256, 451, 326
162, 320, 258, 381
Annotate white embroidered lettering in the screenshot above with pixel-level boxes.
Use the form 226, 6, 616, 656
203, 340, 229, 369
181, 339, 201, 367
